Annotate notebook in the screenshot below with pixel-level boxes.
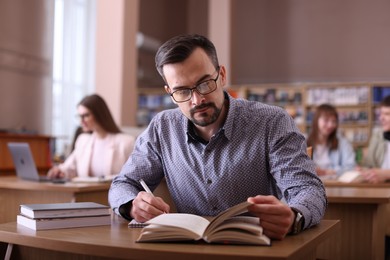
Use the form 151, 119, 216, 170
7, 142, 67, 183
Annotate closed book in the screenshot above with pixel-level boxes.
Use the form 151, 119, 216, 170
17, 214, 111, 230
20, 202, 110, 219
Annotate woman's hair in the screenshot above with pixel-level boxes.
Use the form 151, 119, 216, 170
155, 34, 219, 83
78, 94, 121, 133
307, 104, 339, 150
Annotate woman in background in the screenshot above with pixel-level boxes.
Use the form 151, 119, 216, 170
48, 94, 135, 179
307, 104, 356, 178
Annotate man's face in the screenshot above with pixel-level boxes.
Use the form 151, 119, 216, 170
379, 106, 390, 131
163, 48, 226, 127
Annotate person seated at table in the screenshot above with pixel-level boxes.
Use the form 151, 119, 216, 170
307, 104, 356, 178
360, 95, 390, 183
48, 94, 135, 180
108, 34, 327, 240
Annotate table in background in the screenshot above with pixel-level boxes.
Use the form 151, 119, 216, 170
0, 214, 340, 260
0, 176, 111, 223
324, 179, 390, 188
317, 186, 390, 260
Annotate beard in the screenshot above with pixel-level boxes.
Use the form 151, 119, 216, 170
189, 102, 222, 127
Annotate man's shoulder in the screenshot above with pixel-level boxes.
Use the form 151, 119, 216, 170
231, 98, 286, 117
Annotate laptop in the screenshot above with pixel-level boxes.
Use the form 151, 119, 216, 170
7, 142, 67, 183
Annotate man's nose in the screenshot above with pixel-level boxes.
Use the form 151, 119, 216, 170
191, 89, 204, 104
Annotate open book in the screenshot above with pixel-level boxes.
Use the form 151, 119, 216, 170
337, 170, 364, 183
136, 201, 271, 245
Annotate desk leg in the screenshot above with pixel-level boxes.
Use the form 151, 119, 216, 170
5, 243, 13, 260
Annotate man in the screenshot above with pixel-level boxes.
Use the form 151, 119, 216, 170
109, 34, 326, 239
360, 95, 390, 183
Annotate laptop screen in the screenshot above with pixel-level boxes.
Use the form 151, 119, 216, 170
7, 142, 41, 181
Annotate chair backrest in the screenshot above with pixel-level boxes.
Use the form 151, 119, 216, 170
306, 146, 313, 159
154, 178, 177, 213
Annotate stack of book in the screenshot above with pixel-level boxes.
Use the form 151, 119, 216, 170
17, 202, 111, 230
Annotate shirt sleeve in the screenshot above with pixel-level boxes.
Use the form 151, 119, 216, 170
108, 121, 165, 216
266, 110, 327, 229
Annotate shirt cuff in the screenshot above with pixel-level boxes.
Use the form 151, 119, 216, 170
118, 200, 133, 221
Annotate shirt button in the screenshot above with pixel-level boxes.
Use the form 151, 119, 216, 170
207, 179, 212, 184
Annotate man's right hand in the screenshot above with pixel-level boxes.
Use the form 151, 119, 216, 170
131, 191, 170, 222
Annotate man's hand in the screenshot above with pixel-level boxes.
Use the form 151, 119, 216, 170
131, 191, 170, 222
247, 195, 295, 240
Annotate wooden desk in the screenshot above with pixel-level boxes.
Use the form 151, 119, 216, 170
0, 176, 111, 223
324, 179, 390, 188
0, 215, 340, 260
316, 186, 390, 260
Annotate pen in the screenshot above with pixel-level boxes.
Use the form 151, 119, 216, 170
139, 179, 155, 197
139, 179, 167, 214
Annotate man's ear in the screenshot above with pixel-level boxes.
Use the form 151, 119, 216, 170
164, 85, 171, 94
165, 85, 177, 104
219, 65, 227, 87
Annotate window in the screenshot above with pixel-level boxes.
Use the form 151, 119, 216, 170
52, 0, 96, 158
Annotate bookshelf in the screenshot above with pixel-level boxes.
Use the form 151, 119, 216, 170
137, 88, 175, 126
229, 82, 390, 150
137, 83, 390, 151
236, 84, 306, 133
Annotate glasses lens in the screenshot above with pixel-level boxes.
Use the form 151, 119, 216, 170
172, 89, 191, 102
197, 80, 217, 95
78, 113, 90, 120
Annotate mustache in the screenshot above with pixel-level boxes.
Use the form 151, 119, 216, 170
191, 103, 213, 113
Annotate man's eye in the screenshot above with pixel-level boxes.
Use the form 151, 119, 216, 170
175, 89, 189, 96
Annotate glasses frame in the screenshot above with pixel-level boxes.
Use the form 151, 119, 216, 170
77, 112, 91, 121
169, 67, 220, 103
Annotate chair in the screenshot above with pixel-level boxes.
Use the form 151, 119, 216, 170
154, 178, 177, 213
306, 146, 313, 159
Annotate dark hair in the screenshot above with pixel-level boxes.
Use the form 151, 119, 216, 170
78, 94, 121, 133
380, 95, 390, 107
307, 104, 339, 150
71, 126, 85, 152
155, 34, 220, 82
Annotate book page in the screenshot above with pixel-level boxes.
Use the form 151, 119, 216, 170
204, 216, 269, 245
145, 213, 210, 239
338, 171, 363, 183
206, 216, 262, 236
204, 201, 252, 236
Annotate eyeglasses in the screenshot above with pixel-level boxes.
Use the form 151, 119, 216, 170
170, 68, 220, 103
77, 113, 91, 120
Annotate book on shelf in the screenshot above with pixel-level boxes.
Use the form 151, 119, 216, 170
20, 202, 110, 219
17, 214, 111, 230
136, 201, 271, 245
